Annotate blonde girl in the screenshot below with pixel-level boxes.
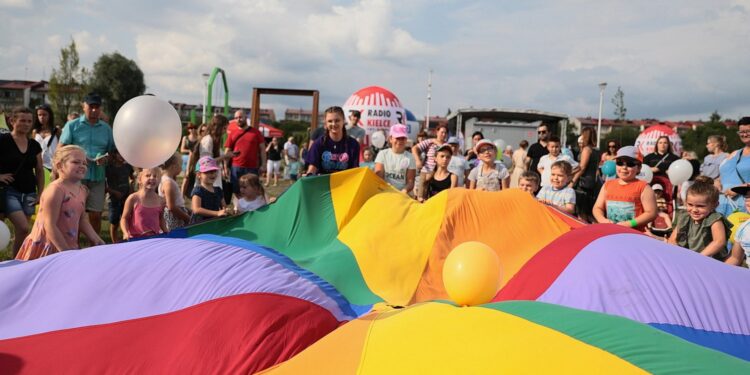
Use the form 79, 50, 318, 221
121, 167, 167, 239
16, 145, 104, 260
159, 152, 191, 231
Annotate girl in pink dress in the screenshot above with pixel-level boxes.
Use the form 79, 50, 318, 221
121, 167, 167, 239
16, 145, 105, 260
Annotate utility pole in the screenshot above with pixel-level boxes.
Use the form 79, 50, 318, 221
424, 69, 432, 132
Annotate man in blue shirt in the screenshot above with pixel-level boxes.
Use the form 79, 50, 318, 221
59, 92, 114, 240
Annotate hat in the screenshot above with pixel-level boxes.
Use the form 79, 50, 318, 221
196, 156, 219, 173
436, 143, 453, 154
474, 139, 497, 153
83, 92, 102, 105
615, 145, 638, 161
652, 183, 664, 191
389, 124, 408, 139
447, 136, 459, 144
731, 185, 750, 196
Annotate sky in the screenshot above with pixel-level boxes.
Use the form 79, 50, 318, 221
2, 0, 749, 122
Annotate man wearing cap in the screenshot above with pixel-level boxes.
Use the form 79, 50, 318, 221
446, 136, 470, 187
374, 124, 416, 195
58, 92, 114, 240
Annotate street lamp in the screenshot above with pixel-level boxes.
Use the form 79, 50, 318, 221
201, 73, 210, 124
596, 82, 607, 148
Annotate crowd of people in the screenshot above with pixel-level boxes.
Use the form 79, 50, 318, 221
2, 97, 750, 268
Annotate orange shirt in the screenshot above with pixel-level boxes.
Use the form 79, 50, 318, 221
604, 178, 648, 230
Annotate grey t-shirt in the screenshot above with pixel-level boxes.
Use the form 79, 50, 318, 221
700, 152, 728, 179
375, 148, 416, 191
347, 125, 366, 144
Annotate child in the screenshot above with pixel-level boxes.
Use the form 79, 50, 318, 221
446, 136, 470, 187
361, 148, 376, 171
16, 145, 105, 260
159, 152, 191, 231
518, 171, 541, 197
190, 156, 227, 223
105, 148, 133, 243
537, 135, 579, 188
593, 146, 657, 231
121, 167, 167, 240
468, 139, 509, 191
536, 160, 576, 214
374, 124, 416, 195
727, 185, 750, 266
646, 183, 673, 238
237, 173, 276, 213
668, 179, 730, 260
421, 144, 457, 201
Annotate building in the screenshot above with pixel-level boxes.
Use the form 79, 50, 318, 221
0, 80, 49, 112
418, 116, 449, 133
285, 108, 324, 124
170, 102, 276, 124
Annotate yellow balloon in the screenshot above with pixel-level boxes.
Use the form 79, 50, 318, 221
442, 241, 502, 306
728, 212, 750, 243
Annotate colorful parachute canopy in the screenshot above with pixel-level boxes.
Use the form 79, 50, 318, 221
3, 167, 750, 373
0, 236, 356, 373
261, 301, 750, 374
496, 224, 750, 360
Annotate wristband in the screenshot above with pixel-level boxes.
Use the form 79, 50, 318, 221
629, 219, 638, 228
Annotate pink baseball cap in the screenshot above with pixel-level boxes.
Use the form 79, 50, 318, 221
389, 124, 409, 139
196, 156, 219, 173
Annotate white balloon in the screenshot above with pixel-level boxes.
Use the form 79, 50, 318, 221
0, 221, 10, 250
113, 96, 182, 168
371, 131, 386, 149
667, 159, 693, 186
636, 166, 653, 183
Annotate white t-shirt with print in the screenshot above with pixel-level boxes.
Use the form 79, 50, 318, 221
537, 154, 579, 187
375, 148, 416, 191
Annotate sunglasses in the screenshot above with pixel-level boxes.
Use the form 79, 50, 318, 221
615, 159, 639, 167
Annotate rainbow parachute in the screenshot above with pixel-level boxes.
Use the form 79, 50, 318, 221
1, 168, 748, 373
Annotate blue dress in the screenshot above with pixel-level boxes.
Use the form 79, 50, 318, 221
717, 149, 750, 216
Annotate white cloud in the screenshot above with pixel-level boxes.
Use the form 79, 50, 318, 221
0, 0, 31, 8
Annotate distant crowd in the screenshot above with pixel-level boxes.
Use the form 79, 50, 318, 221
2, 94, 749, 267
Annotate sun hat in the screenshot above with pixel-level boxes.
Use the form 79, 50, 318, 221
389, 124, 408, 139
474, 139, 497, 153
196, 156, 219, 173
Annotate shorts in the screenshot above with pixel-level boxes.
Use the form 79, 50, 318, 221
83, 179, 106, 212
108, 197, 126, 225
4, 187, 37, 216
267, 160, 281, 175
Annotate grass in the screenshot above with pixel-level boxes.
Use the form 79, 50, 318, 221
0, 176, 295, 262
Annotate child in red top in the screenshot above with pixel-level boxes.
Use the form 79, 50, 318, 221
593, 146, 657, 231
16, 145, 105, 260
121, 167, 167, 239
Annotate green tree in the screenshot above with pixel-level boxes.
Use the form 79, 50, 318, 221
603, 126, 639, 149
48, 39, 89, 126
611, 86, 627, 122
273, 120, 311, 142
681, 111, 741, 160
90, 52, 146, 120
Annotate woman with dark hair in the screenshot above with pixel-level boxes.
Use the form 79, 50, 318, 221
600, 139, 619, 165
304, 106, 360, 175
509, 139, 529, 188
464, 131, 485, 162
571, 127, 601, 222
643, 135, 680, 207
32, 104, 58, 172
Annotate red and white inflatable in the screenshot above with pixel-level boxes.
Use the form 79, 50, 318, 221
343, 86, 416, 145
634, 125, 682, 157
